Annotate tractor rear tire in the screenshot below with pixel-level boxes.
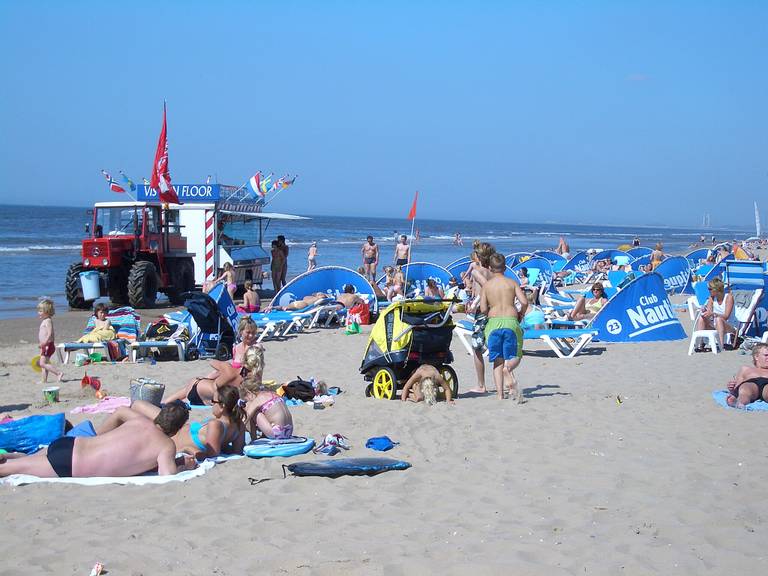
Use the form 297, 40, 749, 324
128, 261, 159, 309
108, 268, 129, 306
65, 262, 92, 309
166, 258, 195, 305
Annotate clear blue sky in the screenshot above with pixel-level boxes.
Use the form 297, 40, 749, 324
1, 1, 766, 227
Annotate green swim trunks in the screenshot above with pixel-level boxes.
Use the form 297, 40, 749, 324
484, 316, 523, 361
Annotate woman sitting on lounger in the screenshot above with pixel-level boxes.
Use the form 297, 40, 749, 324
694, 277, 737, 351
239, 346, 294, 439
567, 282, 608, 321
727, 343, 768, 408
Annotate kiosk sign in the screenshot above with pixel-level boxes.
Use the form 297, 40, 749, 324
137, 184, 220, 202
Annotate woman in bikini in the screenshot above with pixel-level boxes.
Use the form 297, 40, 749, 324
239, 346, 294, 439
237, 280, 261, 314
214, 262, 237, 300
567, 282, 608, 321
165, 359, 243, 406
131, 385, 246, 459
727, 343, 768, 408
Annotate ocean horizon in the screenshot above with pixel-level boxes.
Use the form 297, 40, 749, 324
0, 203, 752, 320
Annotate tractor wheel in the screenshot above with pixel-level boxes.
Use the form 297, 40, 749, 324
128, 261, 159, 308
439, 365, 459, 400
166, 258, 195, 305
371, 367, 399, 400
108, 268, 129, 306
65, 262, 92, 309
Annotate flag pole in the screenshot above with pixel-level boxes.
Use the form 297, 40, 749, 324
403, 191, 418, 295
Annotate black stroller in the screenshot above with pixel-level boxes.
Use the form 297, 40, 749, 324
183, 291, 235, 361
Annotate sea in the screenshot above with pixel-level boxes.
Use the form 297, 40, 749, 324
0, 204, 751, 320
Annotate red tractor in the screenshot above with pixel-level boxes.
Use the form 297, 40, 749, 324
65, 202, 195, 309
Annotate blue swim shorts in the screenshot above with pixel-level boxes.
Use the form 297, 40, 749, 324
485, 317, 523, 362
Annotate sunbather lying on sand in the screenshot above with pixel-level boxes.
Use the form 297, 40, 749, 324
0, 402, 195, 478
99, 386, 246, 459
727, 343, 768, 408
401, 364, 453, 405
164, 359, 243, 406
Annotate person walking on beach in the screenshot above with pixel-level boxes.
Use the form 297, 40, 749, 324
393, 235, 410, 267
277, 235, 289, 287
361, 236, 379, 282
36, 298, 62, 384
307, 242, 318, 272
480, 252, 528, 402
454, 232, 463, 246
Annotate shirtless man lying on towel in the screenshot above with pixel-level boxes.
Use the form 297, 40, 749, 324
0, 401, 196, 478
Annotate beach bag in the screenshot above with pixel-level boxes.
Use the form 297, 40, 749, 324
282, 378, 316, 402
130, 378, 166, 406
106, 339, 128, 361
0, 413, 65, 454
144, 319, 190, 360
348, 302, 371, 325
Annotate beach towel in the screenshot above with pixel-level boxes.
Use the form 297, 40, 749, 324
70, 396, 131, 415
711, 390, 768, 411
0, 460, 217, 486
0, 413, 65, 454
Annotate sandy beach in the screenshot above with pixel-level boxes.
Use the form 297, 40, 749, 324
1, 292, 766, 575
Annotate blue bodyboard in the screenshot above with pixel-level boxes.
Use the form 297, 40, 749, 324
244, 436, 315, 458
284, 457, 411, 478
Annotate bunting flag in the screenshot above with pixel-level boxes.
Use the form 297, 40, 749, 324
149, 102, 179, 203
248, 172, 263, 198
206, 175, 212, 184
142, 178, 151, 185
260, 173, 273, 196
279, 174, 296, 189
119, 171, 137, 192
101, 170, 126, 194
407, 191, 418, 220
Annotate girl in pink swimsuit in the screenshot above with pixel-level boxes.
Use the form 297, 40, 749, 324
231, 316, 260, 370
239, 347, 294, 439
214, 262, 237, 300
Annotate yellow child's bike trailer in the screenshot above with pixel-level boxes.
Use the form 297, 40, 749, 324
360, 298, 459, 400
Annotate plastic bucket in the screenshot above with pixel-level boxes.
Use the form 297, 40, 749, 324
79, 271, 100, 301
42, 386, 60, 404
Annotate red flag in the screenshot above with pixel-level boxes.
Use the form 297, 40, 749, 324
407, 191, 418, 220
149, 103, 179, 204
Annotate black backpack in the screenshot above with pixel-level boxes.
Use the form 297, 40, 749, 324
282, 378, 315, 401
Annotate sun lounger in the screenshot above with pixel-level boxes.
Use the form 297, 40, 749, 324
57, 307, 140, 364
453, 318, 597, 359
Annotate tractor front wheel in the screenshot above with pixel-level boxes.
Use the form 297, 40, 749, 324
371, 367, 399, 400
128, 261, 159, 308
65, 262, 92, 309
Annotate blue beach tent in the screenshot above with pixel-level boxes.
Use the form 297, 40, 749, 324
273, 266, 378, 312
505, 252, 533, 268
589, 272, 687, 343
627, 247, 653, 258
653, 256, 692, 295
377, 262, 452, 297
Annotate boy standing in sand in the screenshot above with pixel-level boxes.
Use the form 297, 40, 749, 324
361, 236, 379, 282
37, 298, 62, 383
480, 253, 527, 402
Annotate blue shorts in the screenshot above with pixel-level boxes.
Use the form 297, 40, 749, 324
485, 316, 523, 362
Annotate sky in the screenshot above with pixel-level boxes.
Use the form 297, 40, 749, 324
0, 0, 766, 227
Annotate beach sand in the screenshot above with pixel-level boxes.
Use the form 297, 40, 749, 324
1, 297, 767, 575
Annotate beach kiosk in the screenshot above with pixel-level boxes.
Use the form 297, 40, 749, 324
66, 184, 307, 309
